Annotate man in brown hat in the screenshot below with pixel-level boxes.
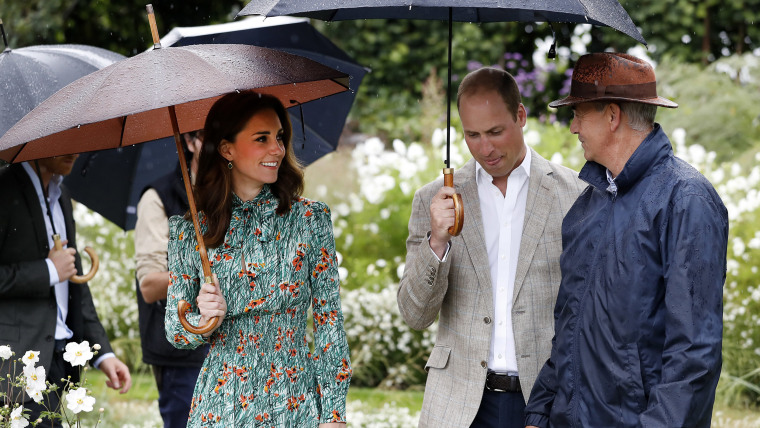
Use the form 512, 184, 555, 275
524, 52, 728, 428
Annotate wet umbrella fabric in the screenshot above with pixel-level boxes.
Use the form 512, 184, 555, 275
0, 44, 125, 139
239, 0, 646, 166
62, 18, 367, 230
0, 43, 349, 163
239, 0, 646, 45
163, 16, 367, 163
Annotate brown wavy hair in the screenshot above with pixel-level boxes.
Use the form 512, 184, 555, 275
191, 91, 304, 248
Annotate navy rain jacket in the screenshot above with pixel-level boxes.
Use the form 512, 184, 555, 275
525, 125, 728, 427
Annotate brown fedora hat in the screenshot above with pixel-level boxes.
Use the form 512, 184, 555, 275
549, 52, 677, 109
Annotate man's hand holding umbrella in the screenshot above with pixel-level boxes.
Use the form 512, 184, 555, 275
48, 238, 77, 282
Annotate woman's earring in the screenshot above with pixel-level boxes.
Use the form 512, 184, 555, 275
227, 161, 233, 170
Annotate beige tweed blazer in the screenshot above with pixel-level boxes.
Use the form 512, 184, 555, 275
398, 148, 585, 427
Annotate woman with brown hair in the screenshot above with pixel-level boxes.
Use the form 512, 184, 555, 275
164, 91, 351, 427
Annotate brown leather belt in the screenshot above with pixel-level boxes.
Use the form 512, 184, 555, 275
485, 371, 522, 393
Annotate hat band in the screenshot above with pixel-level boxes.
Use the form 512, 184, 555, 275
570, 81, 658, 100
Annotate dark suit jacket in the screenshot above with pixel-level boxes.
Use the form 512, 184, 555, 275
0, 164, 113, 395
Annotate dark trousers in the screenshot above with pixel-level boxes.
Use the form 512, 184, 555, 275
470, 389, 526, 428
152, 365, 202, 428
26, 341, 79, 428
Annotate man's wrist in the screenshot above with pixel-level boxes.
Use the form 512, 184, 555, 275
93, 352, 115, 369
427, 232, 451, 262
45, 258, 60, 286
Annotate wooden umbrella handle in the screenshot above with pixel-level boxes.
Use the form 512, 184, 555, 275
443, 168, 464, 236
53, 234, 99, 284
166, 103, 219, 335
177, 275, 218, 336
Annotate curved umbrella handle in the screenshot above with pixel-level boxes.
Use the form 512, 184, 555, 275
53, 234, 99, 284
444, 168, 464, 236
177, 298, 218, 336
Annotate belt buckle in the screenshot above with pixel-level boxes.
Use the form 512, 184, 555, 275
485, 371, 508, 393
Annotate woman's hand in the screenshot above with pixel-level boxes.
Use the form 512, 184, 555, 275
319, 423, 346, 428
196, 273, 226, 337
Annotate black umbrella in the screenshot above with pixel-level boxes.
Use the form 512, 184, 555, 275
0, 22, 126, 139
238, 0, 646, 235
63, 16, 368, 231
0, 20, 124, 283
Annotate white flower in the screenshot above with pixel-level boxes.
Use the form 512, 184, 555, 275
10, 406, 29, 428
65, 387, 96, 414
550, 152, 564, 165
338, 267, 348, 282
21, 351, 40, 367
28, 388, 45, 403
23, 365, 46, 393
524, 129, 541, 146
392, 139, 406, 156
0, 345, 12, 360
63, 341, 94, 367
733, 237, 746, 257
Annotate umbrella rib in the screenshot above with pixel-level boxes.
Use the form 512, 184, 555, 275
8, 143, 25, 163
118, 116, 127, 148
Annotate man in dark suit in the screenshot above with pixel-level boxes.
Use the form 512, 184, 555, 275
0, 155, 132, 425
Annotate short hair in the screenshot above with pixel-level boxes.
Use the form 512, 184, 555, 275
593, 102, 657, 132
457, 67, 522, 121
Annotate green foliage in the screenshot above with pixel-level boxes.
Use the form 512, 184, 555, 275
655, 53, 760, 162
315, 19, 559, 141
1, 0, 246, 55
605, 0, 760, 63
72, 204, 140, 372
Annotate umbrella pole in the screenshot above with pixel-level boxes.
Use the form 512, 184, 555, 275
169, 106, 219, 336
446, 7, 452, 169
0, 19, 8, 49
147, 4, 218, 335
443, 8, 463, 236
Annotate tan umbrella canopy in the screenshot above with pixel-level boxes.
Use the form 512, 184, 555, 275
0, 6, 350, 334
0, 44, 349, 163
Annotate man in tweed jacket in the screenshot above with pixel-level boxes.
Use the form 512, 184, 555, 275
398, 67, 585, 428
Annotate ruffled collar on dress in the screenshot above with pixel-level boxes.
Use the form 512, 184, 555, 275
229, 184, 278, 242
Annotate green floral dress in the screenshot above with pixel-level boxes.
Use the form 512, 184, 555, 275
165, 186, 352, 427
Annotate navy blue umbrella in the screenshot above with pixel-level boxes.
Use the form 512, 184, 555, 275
64, 17, 367, 230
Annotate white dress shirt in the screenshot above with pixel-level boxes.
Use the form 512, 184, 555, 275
475, 148, 531, 373
22, 162, 74, 341
22, 162, 113, 367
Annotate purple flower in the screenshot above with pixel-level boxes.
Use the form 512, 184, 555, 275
513, 53, 523, 60
507, 61, 517, 69
467, 60, 483, 71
